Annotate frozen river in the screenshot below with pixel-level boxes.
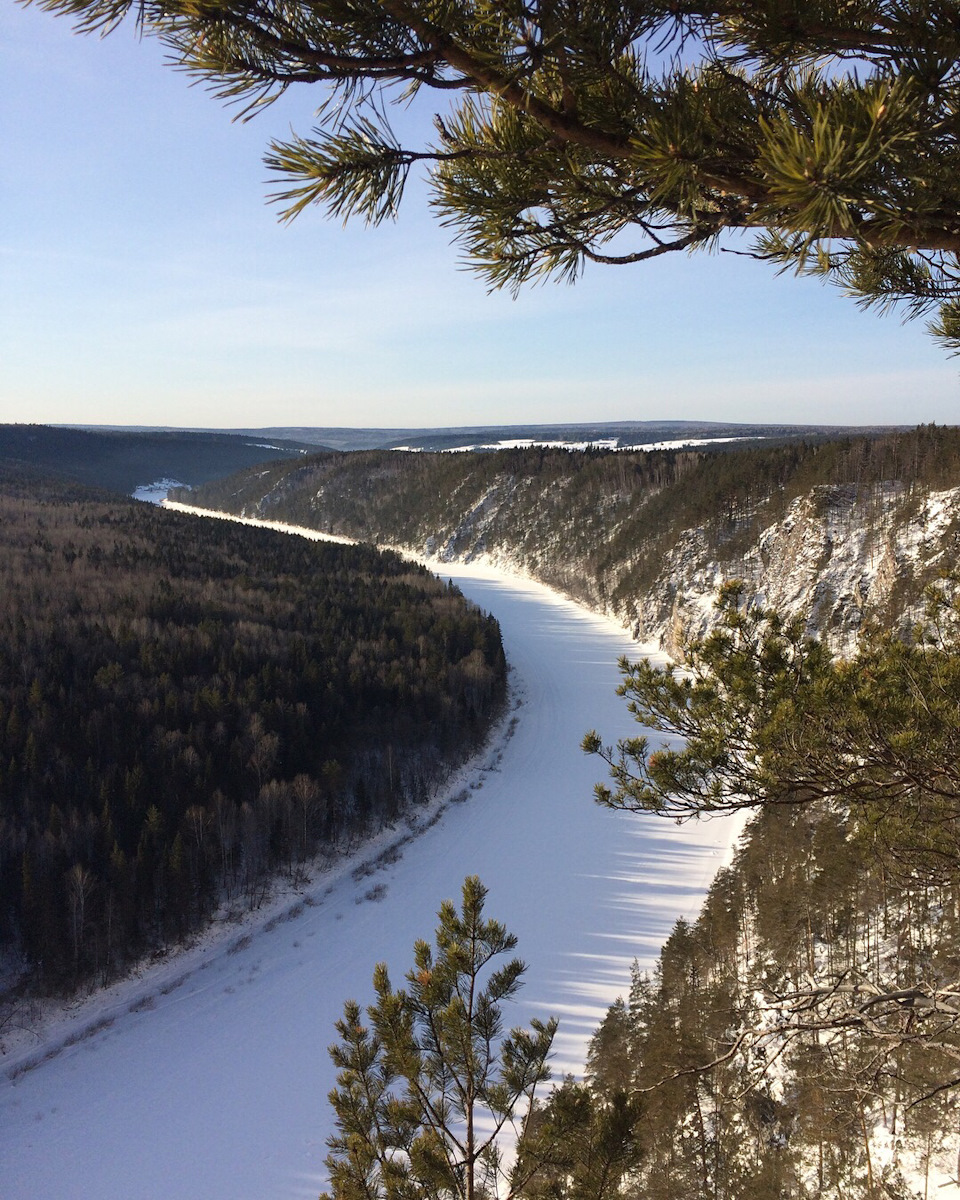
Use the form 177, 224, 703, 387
1, 533, 735, 1199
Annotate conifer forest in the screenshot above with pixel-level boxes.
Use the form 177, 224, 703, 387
0, 469, 506, 991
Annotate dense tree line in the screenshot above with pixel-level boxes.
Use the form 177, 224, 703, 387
0, 470, 505, 992
184, 424, 960, 636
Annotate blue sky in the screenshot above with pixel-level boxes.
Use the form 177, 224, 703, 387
3, 3, 958, 430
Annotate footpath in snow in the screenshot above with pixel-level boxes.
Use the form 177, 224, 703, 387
0, 506, 738, 1200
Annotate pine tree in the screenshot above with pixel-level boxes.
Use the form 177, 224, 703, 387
30, 0, 960, 343
583, 576, 960, 865
320, 876, 557, 1200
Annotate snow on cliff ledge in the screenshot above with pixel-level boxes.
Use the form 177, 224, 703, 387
632, 485, 960, 656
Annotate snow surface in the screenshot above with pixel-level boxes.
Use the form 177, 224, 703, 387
0, 510, 736, 1200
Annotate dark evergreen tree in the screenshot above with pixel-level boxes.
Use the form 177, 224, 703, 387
321, 876, 557, 1200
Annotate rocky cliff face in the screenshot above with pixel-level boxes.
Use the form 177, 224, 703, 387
624, 484, 960, 654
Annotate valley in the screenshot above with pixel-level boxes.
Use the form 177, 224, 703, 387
4, 427, 960, 1197
0, 535, 735, 1199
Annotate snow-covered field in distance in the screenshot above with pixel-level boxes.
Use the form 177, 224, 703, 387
0, 519, 737, 1200
392, 435, 767, 453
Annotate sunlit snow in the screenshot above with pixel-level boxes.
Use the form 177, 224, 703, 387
391, 436, 764, 453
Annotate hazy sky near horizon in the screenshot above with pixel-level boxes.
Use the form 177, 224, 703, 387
4, 4, 959, 430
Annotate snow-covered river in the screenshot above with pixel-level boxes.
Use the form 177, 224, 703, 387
1, 538, 735, 1199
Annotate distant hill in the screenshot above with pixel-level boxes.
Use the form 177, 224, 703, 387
0, 425, 315, 496
70, 420, 907, 453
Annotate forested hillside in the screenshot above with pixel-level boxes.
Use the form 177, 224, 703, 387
182, 425, 960, 653
576, 797, 960, 1197
0, 470, 505, 992
0, 424, 315, 495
